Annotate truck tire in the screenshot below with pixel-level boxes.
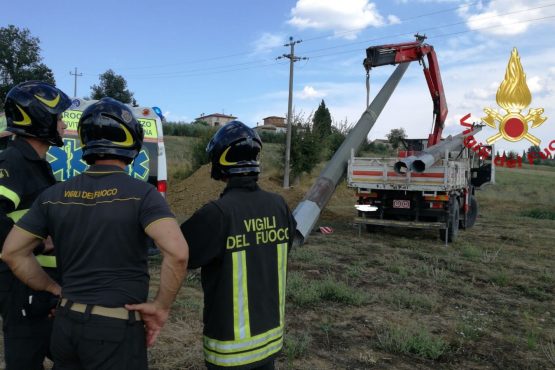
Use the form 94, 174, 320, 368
440, 200, 459, 243
465, 195, 478, 228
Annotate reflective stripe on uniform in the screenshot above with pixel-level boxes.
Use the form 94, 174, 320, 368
232, 250, 250, 339
277, 242, 287, 326
0, 185, 20, 208
204, 326, 283, 353
7, 209, 28, 222
204, 335, 283, 367
35, 255, 56, 268
203, 243, 288, 366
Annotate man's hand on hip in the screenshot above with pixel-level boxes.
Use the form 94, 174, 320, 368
125, 302, 170, 347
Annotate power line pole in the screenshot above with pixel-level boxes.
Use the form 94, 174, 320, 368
277, 37, 307, 189
69, 67, 83, 97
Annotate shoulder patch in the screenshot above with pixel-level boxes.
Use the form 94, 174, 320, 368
0, 169, 9, 178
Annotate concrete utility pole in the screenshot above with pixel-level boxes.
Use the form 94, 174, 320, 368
69, 67, 83, 97
277, 37, 307, 189
293, 62, 411, 245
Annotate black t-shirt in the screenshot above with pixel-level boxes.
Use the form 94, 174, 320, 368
17, 164, 174, 307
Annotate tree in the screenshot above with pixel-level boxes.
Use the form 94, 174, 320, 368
325, 119, 352, 159
312, 100, 332, 139
0, 25, 55, 109
290, 123, 320, 181
527, 145, 542, 165
507, 150, 519, 160
386, 128, 407, 149
90, 69, 134, 103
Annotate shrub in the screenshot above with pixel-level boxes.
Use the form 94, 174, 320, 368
377, 323, 448, 360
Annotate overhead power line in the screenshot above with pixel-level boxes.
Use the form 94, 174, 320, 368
82, 0, 503, 73
302, 2, 555, 56
308, 14, 555, 60
79, 3, 555, 80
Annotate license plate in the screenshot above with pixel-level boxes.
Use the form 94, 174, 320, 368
393, 200, 410, 209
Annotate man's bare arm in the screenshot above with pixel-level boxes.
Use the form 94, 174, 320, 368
1, 226, 61, 296
125, 218, 188, 346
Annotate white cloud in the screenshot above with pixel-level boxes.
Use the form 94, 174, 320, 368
527, 76, 544, 94
164, 112, 190, 122
298, 85, 326, 100
252, 33, 284, 54
458, 0, 555, 36
287, 0, 398, 39
397, 0, 460, 3
387, 15, 401, 25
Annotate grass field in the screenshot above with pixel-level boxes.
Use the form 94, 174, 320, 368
153, 139, 555, 369
1, 137, 553, 369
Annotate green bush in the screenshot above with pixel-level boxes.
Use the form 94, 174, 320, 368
286, 272, 367, 307
520, 209, 555, 220
163, 122, 214, 137
284, 332, 311, 360
190, 127, 218, 170
377, 323, 448, 360
258, 130, 285, 144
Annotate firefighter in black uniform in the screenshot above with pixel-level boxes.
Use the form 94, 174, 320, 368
0, 81, 71, 370
181, 121, 297, 370
2, 98, 189, 370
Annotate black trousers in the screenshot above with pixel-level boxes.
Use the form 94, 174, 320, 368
51, 305, 147, 370
0, 269, 55, 370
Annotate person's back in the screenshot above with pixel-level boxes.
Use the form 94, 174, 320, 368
34, 166, 163, 306
2, 97, 188, 370
181, 121, 296, 370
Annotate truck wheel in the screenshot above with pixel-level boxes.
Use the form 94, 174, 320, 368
440, 201, 459, 243
465, 195, 478, 228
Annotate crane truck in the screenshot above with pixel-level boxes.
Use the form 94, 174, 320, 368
346, 36, 495, 242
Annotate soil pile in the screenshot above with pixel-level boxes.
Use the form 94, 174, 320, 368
167, 165, 307, 220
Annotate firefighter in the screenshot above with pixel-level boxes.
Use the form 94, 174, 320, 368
180, 121, 297, 369
0, 81, 71, 369
2, 97, 189, 369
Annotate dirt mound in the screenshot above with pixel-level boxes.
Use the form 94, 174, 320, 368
167, 165, 307, 220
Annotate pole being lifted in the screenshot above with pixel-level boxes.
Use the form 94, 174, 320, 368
292, 62, 411, 245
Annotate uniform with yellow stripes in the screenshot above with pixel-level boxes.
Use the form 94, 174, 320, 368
181, 175, 297, 369
0, 137, 58, 270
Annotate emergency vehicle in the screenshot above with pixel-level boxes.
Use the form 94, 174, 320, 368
1, 99, 167, 195
47, 98, 168, 197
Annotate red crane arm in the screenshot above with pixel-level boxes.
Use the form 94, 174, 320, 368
363, 36, 448, 146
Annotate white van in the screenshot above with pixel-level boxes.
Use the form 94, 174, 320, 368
47, 98, 168, 197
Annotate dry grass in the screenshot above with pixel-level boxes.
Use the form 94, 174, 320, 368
1, 143, 554, 369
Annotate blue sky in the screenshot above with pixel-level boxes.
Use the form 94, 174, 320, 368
3, 0, 555, 153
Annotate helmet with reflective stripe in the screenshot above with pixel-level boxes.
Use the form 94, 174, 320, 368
78, 97, 144, 164
4, 81, 71, 147
206, 121, 262, 180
